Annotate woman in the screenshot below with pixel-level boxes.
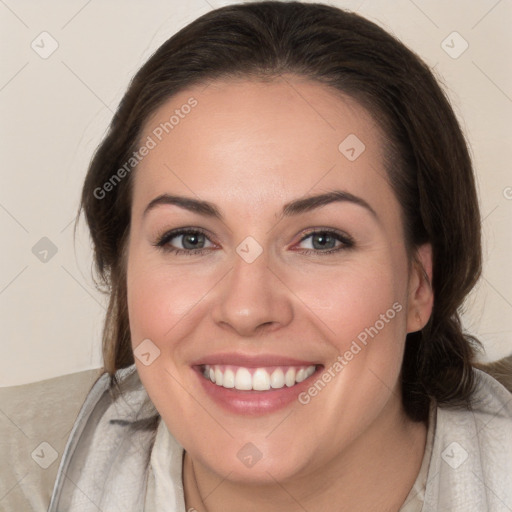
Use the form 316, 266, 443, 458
45, 1, 511, 511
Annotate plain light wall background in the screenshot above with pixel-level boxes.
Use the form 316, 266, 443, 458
1, 0, 511, 386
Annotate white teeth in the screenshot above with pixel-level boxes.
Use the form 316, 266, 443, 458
295, 368, 306, 383
305, 366, 315, 378
214, 367, 223, 386
235, 367, 252, 390
285, 368, 296, 387
270, 368, 285, 389
223, 368, 235, 388
252, 369, 271, 391
203, 364, 316, 391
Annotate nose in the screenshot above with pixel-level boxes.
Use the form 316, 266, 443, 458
211, 249, 294, 337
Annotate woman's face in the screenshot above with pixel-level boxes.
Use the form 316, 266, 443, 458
126, 76, 432, 483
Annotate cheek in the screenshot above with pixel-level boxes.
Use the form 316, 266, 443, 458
288, 256, 409, 418
125, 249, 211, 423
288, 258, 407, 352
287, 263, 408, 443
126, 250, 213, 351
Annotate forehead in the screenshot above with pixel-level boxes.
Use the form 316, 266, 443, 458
132, 75, 392, 215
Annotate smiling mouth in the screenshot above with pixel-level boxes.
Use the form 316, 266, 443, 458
201, 364, 318, 391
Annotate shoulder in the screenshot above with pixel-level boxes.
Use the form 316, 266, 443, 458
470, 367, 512, 422
48, 364, 160, 512
0, 368, 104, 512
423, 368, 512, 511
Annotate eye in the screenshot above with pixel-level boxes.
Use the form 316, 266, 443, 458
295, 229, 354, 254
154, 228, 216, 255
153, 227, 353, 256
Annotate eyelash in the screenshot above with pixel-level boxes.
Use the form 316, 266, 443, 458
154, 228, 213, 256
153, 227, 354, 256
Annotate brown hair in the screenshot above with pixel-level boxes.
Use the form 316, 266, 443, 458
77, 1, 482, 422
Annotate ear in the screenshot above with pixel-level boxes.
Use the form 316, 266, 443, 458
406, 243, 434, 334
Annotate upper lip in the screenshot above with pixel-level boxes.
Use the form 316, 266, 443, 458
191, 353, 321, 368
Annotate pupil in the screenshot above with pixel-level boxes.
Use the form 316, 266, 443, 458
313, 233, 335, 250
183, 233, 204, 249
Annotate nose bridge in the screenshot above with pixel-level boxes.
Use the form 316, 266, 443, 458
212, 240, 293, 334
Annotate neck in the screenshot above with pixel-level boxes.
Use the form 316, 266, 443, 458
183, 397, 427, 512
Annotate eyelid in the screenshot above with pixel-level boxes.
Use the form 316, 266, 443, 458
153, 226, 217, 248
295, 227, 354, 245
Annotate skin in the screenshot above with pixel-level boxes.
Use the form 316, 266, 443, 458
126, 75, 434, 512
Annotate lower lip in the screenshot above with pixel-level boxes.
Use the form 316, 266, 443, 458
194, 366, 321, 415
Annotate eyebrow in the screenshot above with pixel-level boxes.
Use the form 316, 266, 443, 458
143, 190, 377, 220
